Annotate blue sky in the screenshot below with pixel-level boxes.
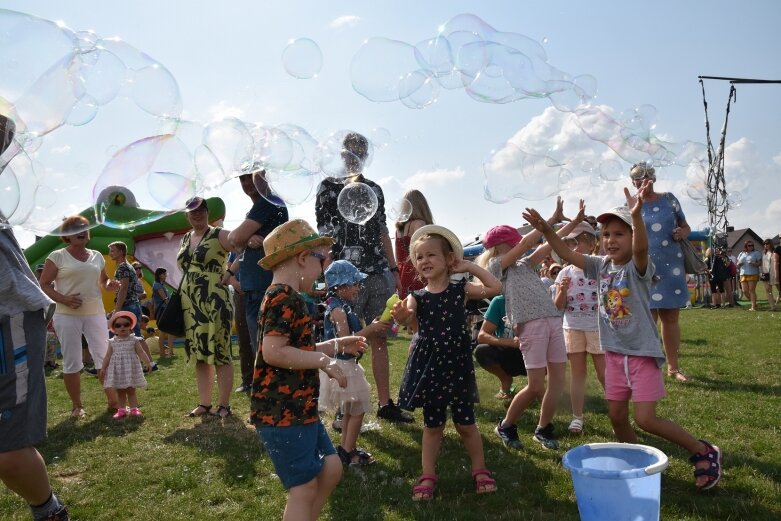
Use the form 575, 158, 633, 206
3, 0, 781, 247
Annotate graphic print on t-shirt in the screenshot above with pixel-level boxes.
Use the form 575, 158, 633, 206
599, 271, 632, 327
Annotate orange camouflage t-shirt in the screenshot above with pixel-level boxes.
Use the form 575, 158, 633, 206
250, 284, 319, 427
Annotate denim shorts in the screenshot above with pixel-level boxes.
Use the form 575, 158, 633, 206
256, 420, 336, 489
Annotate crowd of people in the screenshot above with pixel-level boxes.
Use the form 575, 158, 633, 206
12, 124, 781, 519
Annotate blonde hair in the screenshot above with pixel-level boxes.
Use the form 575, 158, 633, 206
475, 246, 500, 269
395, 189, 434, 234
409, 233, 452, 269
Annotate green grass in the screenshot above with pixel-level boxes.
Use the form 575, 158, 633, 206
2, 304, 780, 520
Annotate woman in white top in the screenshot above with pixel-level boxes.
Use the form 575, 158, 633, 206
761, 240, 777, 311
39, 215, 119, 417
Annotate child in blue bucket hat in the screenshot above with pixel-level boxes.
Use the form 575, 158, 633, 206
321, 260, 391, 466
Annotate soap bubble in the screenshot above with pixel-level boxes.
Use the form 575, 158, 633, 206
388, 197, 413, 222
598, 159, 623, 181
350, 37, 419, 102
483, 141, 568, 202
316, 129, 374, 179
337, 182, 378, 225
282, 38, 323, 79
0, 9, 184, 234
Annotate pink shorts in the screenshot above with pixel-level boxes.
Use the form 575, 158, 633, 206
604, 351, 666, 402
515, 316, 568, 370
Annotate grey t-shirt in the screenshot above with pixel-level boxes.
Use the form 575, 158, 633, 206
583, 255, 665, 366
488, 256, 560, 326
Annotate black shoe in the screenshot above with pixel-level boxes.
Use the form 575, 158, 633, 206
533, 423, 560, 450
377, 400, 414, 423
83, 366, 98, 376
494, 421, 524, 450
43, 506, 69, 521
151, 363, 159, 372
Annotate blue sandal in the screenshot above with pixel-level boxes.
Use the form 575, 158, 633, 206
689, 440, 723, 490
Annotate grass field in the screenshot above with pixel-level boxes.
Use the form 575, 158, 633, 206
1, 302, 780, 520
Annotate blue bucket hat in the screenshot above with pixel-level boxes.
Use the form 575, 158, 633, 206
324, 260, 367, 288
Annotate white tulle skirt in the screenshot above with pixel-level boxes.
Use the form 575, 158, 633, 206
318, 359, 371, 416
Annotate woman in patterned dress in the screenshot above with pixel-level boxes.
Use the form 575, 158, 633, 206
178, 197, 236, 418
628, 162, 691, 382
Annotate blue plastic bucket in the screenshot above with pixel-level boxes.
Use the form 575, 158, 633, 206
562, 443, 669, 521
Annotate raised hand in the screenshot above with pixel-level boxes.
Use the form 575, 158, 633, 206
550, 196, 566, 223
522, 208, 551, 233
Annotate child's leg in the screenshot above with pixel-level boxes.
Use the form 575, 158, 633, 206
339, 412, 362, 452
116, 389, 128, 409
569, 352, 588, 418
126, 388, 138, 409
285, 455, 342, 521
633, 402, 719, 489
591, 353, 606, 389
502, 367, 546, 426
632, 401, 703, 454
454, 422, 486, 471
607, 399, 636, 442
421, 425, 445, 478
538, 362, 566, 427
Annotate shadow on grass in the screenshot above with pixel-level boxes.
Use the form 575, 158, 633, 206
41, 411, 143, 458
683, 375, 781, 397
329, 405, 582, 520
163, 415, 263, 485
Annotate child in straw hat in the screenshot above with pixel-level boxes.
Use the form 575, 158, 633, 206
250, 219, 369, 521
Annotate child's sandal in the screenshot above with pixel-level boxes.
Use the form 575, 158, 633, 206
689, 440, 723, 491
412, 474, 437, 501
212, 405, 232, 418
472, 468, 497, 494
349, 448, 376, 466
186, 404, 212, 417
568, 416, 584, 434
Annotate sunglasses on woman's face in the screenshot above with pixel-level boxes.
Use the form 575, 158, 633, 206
309, 251, 327, 269
114, 322, 132, 328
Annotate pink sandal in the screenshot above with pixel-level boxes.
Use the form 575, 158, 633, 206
412, 474, 437, 501
472, 468, 497, 494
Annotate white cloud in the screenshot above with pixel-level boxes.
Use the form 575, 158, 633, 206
403, 167, 465, 188
206, 100, 246, 121
329, 15, 360, 29
774, 152, 781, 167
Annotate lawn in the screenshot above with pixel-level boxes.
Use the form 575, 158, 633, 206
1, 303, 780, 520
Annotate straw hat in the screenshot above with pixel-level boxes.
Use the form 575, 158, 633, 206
108, 311, 137, 333
410, 224, 464, 260
260, 219, 335, 270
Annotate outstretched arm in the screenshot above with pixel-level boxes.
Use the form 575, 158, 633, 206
527, 199, 586, 266
522, 207, 587, 270
626, 182, 651, 274
499, 196, 567, 271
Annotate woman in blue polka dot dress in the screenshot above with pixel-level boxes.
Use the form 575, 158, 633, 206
628, 162, 691, 382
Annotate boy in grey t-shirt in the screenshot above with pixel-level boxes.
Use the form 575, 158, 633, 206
522, 182, 723, 491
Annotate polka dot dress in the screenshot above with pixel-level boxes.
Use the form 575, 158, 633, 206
642, 194, 689, 309
398, 279, 479, 411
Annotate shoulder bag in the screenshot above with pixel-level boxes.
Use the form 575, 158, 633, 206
157, 242, 192, 337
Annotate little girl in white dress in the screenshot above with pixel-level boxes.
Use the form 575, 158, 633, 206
101, 311, 153, 419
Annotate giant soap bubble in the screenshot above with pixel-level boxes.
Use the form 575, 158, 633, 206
337, 182, 378, 225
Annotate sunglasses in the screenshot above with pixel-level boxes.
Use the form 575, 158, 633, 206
309, 251, 327, 268
113, 322, 132, 328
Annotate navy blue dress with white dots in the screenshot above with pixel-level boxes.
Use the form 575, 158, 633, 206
398, 279, 479, 412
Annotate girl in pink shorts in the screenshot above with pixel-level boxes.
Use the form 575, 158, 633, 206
478, 198, 586, 451
524, 184, 723, 491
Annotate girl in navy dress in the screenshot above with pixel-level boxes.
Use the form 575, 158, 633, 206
392, 225, 501, 501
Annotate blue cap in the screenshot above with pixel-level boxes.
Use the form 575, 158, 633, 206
324, 260, 367, 288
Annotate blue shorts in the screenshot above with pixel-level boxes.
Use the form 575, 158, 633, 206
256, 421, 336, 489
